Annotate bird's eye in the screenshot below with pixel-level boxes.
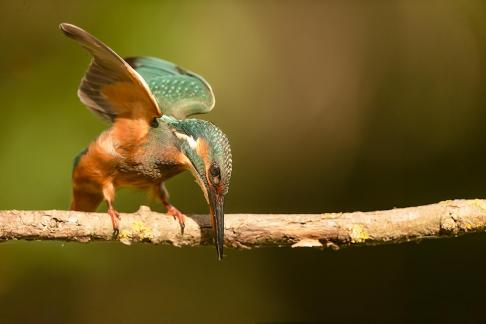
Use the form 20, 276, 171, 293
150, 118, 159, 128
209, 164, 221, 184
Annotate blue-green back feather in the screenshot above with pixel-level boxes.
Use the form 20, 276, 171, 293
125, 56, 215, 119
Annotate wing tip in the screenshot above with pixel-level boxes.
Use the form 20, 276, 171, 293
59, 23, 89, 43
59, 23, 77, 35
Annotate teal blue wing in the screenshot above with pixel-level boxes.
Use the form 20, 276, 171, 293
125, 56, 215, 119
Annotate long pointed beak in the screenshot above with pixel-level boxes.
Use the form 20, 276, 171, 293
208, 189, 224, 260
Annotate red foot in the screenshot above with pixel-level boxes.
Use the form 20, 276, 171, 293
108, 208, 120, 237
165, 204, 186, 235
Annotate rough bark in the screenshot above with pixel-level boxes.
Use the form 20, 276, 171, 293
1, 199, 485, 249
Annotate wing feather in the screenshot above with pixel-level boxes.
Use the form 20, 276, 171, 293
125, 56, 215, 119
60, 23, 161, 122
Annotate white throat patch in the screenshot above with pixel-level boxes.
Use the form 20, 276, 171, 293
174, 132, 198, 150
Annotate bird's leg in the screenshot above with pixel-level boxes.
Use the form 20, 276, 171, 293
107, 202, 120, 237
165, 204, 185, 235
159, 183, 185, 234
103, 183, 120, 237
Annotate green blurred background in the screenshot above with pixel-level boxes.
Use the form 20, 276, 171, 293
1, 0, 486, 322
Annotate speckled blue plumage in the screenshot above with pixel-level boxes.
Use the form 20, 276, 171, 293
161, 116, 232, 195
126, 56, 214, 119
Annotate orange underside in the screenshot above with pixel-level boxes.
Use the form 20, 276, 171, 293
70, 119, 186, 212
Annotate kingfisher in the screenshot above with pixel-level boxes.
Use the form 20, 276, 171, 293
60, 23, 232, 260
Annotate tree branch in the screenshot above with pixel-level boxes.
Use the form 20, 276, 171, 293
1, 199, 486, 249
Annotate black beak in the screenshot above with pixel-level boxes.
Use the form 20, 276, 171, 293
208, 188, 224, 260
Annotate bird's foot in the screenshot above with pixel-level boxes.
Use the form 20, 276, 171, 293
165, 204, 186, 235
108, 207, 120, 238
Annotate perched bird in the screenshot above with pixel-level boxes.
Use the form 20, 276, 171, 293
60, 23, 232, 260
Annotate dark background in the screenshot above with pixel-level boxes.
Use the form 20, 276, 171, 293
0, 0, 485, 322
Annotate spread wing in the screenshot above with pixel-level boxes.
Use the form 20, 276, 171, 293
60, 23, 162, 123
125, 56, 215, 119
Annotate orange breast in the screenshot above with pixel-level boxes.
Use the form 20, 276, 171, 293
73, 119, 189, 194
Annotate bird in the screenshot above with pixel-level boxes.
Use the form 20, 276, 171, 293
60, 23, 232, 260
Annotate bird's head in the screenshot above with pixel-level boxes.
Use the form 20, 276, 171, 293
165, 117, 232, 260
